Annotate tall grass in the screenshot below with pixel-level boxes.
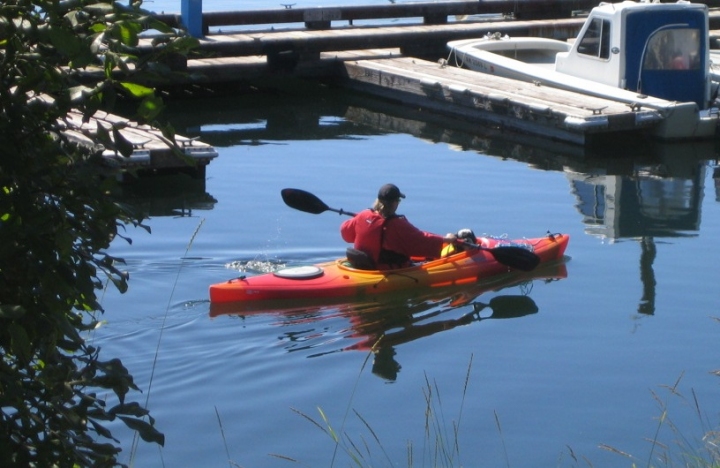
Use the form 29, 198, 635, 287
211, 317, 719, 467
289, 320, 720, 468
598, 372, 720, 467
290, 348, 476, 467
129, 217, 206, 465
597, 317, 720, 468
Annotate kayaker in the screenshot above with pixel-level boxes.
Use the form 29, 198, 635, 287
340, 183, 464, 270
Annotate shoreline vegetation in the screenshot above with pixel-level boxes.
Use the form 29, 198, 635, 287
210, 329, 719, 467
1, 0, 195, 464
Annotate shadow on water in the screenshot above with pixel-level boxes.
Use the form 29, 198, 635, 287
116, 173, 217, 218
209, 260, 567, 381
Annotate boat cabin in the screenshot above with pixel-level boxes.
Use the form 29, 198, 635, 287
554, 0, 710, 109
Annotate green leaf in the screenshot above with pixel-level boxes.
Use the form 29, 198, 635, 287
119, 82, 154, 98
95, 120, 112, 148
8, 323, 32, 363
69, 85, 93, 102
85, 3, 115, 15
109, 402, 149, 417
89, 418, 117, 441
0, 305, 25, 319
144, 18, 174, 34
112, 126, 134, 157
137, 95, 164, 121
49, 27, 83, 57
118, 416, 165, 446
109, 274, 128, 294
113, 21, 139, 47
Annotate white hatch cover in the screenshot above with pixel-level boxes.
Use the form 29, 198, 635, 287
273, 266, 324, 279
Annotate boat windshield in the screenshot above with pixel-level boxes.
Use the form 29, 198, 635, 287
642, 28, 701, 70
576, 17, 611, 60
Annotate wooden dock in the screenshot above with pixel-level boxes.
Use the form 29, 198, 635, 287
336, 51, 663, 145
62, 110, 218, 179
134, 1, 720, 145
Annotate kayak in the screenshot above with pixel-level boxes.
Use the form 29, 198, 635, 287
208, 232, 569, 304
209, 257, 568, 317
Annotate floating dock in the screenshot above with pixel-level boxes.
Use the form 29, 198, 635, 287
337, 51, 665, 145
62, 110, 218, 179
136, 1, 720, 145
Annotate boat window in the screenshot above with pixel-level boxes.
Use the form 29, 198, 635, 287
577, 18, 611, 60
642, 28, 700, 70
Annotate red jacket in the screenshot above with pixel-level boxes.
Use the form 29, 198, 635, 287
340, 209, 445, 269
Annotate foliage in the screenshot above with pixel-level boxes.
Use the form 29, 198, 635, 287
599, 369, 720, 467
288, 353, 474, 467
0, 0, 197, 465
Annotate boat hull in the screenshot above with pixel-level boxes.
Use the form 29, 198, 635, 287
208, 233, 569, 303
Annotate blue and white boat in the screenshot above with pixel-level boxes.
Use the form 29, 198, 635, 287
448, 0, 720, 140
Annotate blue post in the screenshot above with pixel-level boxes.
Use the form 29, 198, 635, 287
181, 0, 203, 38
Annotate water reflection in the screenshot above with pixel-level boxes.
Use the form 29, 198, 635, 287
210, 261, 566, 381
565, 144, 715, 315
156, 86, 717, 317
117, 173, 217, 217
161, 85, 384, 147
566, 143, 711, 239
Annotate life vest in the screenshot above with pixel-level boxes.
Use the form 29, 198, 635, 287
350, 210, 410, 269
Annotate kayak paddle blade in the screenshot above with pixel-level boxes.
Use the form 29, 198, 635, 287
281, 188, 330, 215
487, 295, 539, 318
486, 246, 541, 272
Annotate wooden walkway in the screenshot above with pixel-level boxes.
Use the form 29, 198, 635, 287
335, 51, 662, 145
134, 5, 720, 145
62, 110, 218, 179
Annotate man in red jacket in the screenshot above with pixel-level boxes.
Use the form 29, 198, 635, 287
340, 184, 460, 270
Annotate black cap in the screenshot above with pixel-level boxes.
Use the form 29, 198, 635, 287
378, 183, 406, 202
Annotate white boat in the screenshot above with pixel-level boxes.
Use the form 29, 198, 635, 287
447, 1, 720, 140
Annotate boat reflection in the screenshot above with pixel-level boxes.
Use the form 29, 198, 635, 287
566, 143, 715, 315
210, 261, 567, 381
566, 142, 711, 239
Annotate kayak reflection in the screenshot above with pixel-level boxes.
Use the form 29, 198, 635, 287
347, 294, 540, 381
209, 261, 567, 381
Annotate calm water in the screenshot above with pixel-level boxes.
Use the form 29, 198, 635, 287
93, 83, 720, 467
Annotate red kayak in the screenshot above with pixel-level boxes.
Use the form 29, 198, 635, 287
209, 232, 569, 303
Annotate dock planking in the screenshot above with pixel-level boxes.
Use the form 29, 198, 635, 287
336, 51, 663, 145
135, 5, 720, 145
61, 110, 218, 179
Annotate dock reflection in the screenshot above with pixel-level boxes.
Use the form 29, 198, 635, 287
209, 261, 567, 381
116, 173, 217, 218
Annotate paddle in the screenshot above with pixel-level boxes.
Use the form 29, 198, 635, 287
472, 295, 539, 318
281, 187, 357, 217
280, 188, 541, 272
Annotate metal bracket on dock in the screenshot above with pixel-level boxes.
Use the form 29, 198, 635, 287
589, 106, 606, 115
132, 139, 151, 149
179, 136, 201, 147
627, 103, 643, 112
303, 7, 341, 29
